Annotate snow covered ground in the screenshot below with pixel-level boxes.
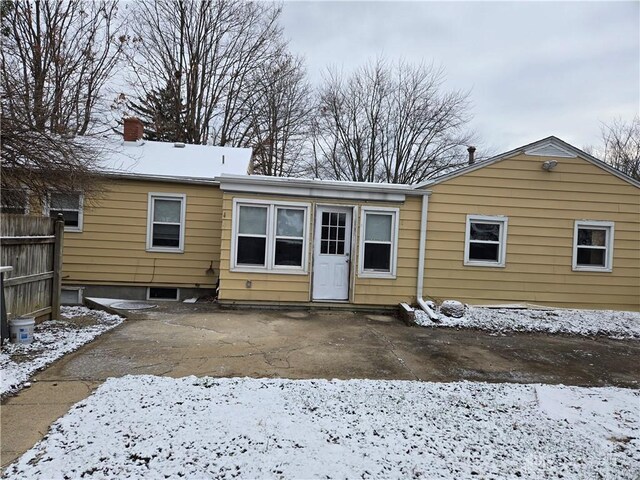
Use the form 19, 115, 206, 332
415, 306, 640, 339
0, 306, 123, 397
4, 376, 639, 479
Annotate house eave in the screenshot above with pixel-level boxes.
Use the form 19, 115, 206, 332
219, 174, 431, 202
100, 171, 220, 186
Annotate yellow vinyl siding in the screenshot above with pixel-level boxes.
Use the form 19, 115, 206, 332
218, 193, 312, 303
62, 179, 223, 289
352, 196, 420, 305
218, 192, 422, 306
424, 153, 640, 311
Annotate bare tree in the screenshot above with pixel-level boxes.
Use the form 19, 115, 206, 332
125, 0, 283, 146
313, 59, 473, 184
599, 116, 640, 180
1, 0, 125, 202
1, 116, 103, 205
244, 53, 312, 176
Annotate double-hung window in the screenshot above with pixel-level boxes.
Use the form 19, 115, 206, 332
1, 189, 29, 215
147, 193, 186, 252
233, 200, 309, 272
48, 192, 83, 232
236, 205, 269, 266
572, 221, 614, 272
274, 207, 305, 267
359, 207, 399, 278
464, 215, 508, 267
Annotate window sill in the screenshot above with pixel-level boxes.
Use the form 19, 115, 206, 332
463, 261, 505, 268
230, 267, 308, 275
64, 227, 83, 233
357, 272, 396, 280
572, 266, 612, 273
146, 247, 184, 254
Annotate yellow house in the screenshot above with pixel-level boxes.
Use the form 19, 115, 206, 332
59, 136, 639, 311
418, 137, 640, 311
56, 118, 252, 303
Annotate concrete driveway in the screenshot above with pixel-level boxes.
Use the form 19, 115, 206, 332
2, 303, 639, 467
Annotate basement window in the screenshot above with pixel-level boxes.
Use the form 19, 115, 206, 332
146, 193, 186, 252
464, 215, 508, 267
48, 192, 83, 232
147, 287, 180, 301
572, 221, 614, 272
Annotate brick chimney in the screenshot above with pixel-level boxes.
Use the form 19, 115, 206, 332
123, 117, 144, 142
467, 146, 476, 165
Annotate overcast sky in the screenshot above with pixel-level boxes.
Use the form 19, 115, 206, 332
280, 1, 640, 154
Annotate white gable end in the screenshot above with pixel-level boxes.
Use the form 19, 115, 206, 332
524, 142, 577, 158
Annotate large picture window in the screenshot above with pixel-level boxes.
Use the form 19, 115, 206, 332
48, 192, 83, 232
464, 215, 508, 267
359, 207, 399, 278
232, 200, 309, 273
147, 193, 186, 252
572, 221, 614, 272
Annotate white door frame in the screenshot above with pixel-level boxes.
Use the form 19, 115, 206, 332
312, 204, 356, 301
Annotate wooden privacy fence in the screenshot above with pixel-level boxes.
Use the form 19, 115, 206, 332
1, 214, 64, 321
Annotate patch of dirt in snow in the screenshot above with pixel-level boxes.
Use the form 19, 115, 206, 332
0, 306, 124, 397
4, 376, 639, 479
415, 307, 640, 339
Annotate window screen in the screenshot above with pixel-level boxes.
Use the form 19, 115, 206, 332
575, 227, 608, 268
50, 192, 81, 227
362, 212, 393, 272
468, 222, 501, 262
236, 205, 268, 266
274, 208, 304, 266
151, 197, 183, 248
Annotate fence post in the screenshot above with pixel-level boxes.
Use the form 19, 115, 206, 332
51, 214, 65, 319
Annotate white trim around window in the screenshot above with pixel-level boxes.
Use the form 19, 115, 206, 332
146, 193, 187, 253
230, 198, 311, 274
358, 207, 400, 279
46, 192, 84, 232
464, 215, 508, 267
572, 220, 614, 272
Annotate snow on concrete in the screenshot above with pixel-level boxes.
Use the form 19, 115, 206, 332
0, 306, 123, 397
415, 306, 640, 339
4, 376, 639, 479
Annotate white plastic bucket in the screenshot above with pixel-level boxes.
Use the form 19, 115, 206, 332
9, 317, 35, 344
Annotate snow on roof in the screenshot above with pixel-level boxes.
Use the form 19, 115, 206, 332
98, 139, 252, 181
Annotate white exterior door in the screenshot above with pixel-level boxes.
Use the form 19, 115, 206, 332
312, 206, 352, 301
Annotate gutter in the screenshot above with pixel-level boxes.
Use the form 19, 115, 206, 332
416, 193, 439, 320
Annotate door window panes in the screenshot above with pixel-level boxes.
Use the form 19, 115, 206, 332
320, 211, 346, 255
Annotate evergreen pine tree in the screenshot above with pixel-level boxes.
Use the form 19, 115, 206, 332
127, 82, 186, 142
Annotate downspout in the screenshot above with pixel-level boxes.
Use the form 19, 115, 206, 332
416, 193, 439, 320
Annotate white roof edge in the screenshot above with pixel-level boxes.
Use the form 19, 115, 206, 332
218, 173, 431, 195
414, 136, 640, 189
102, 171, 220, 185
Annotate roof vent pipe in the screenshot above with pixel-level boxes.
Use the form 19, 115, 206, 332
467, 146, 476, 165
174, 142, 185, 148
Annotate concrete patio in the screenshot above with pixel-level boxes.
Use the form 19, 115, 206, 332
2, 303, 639, 468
